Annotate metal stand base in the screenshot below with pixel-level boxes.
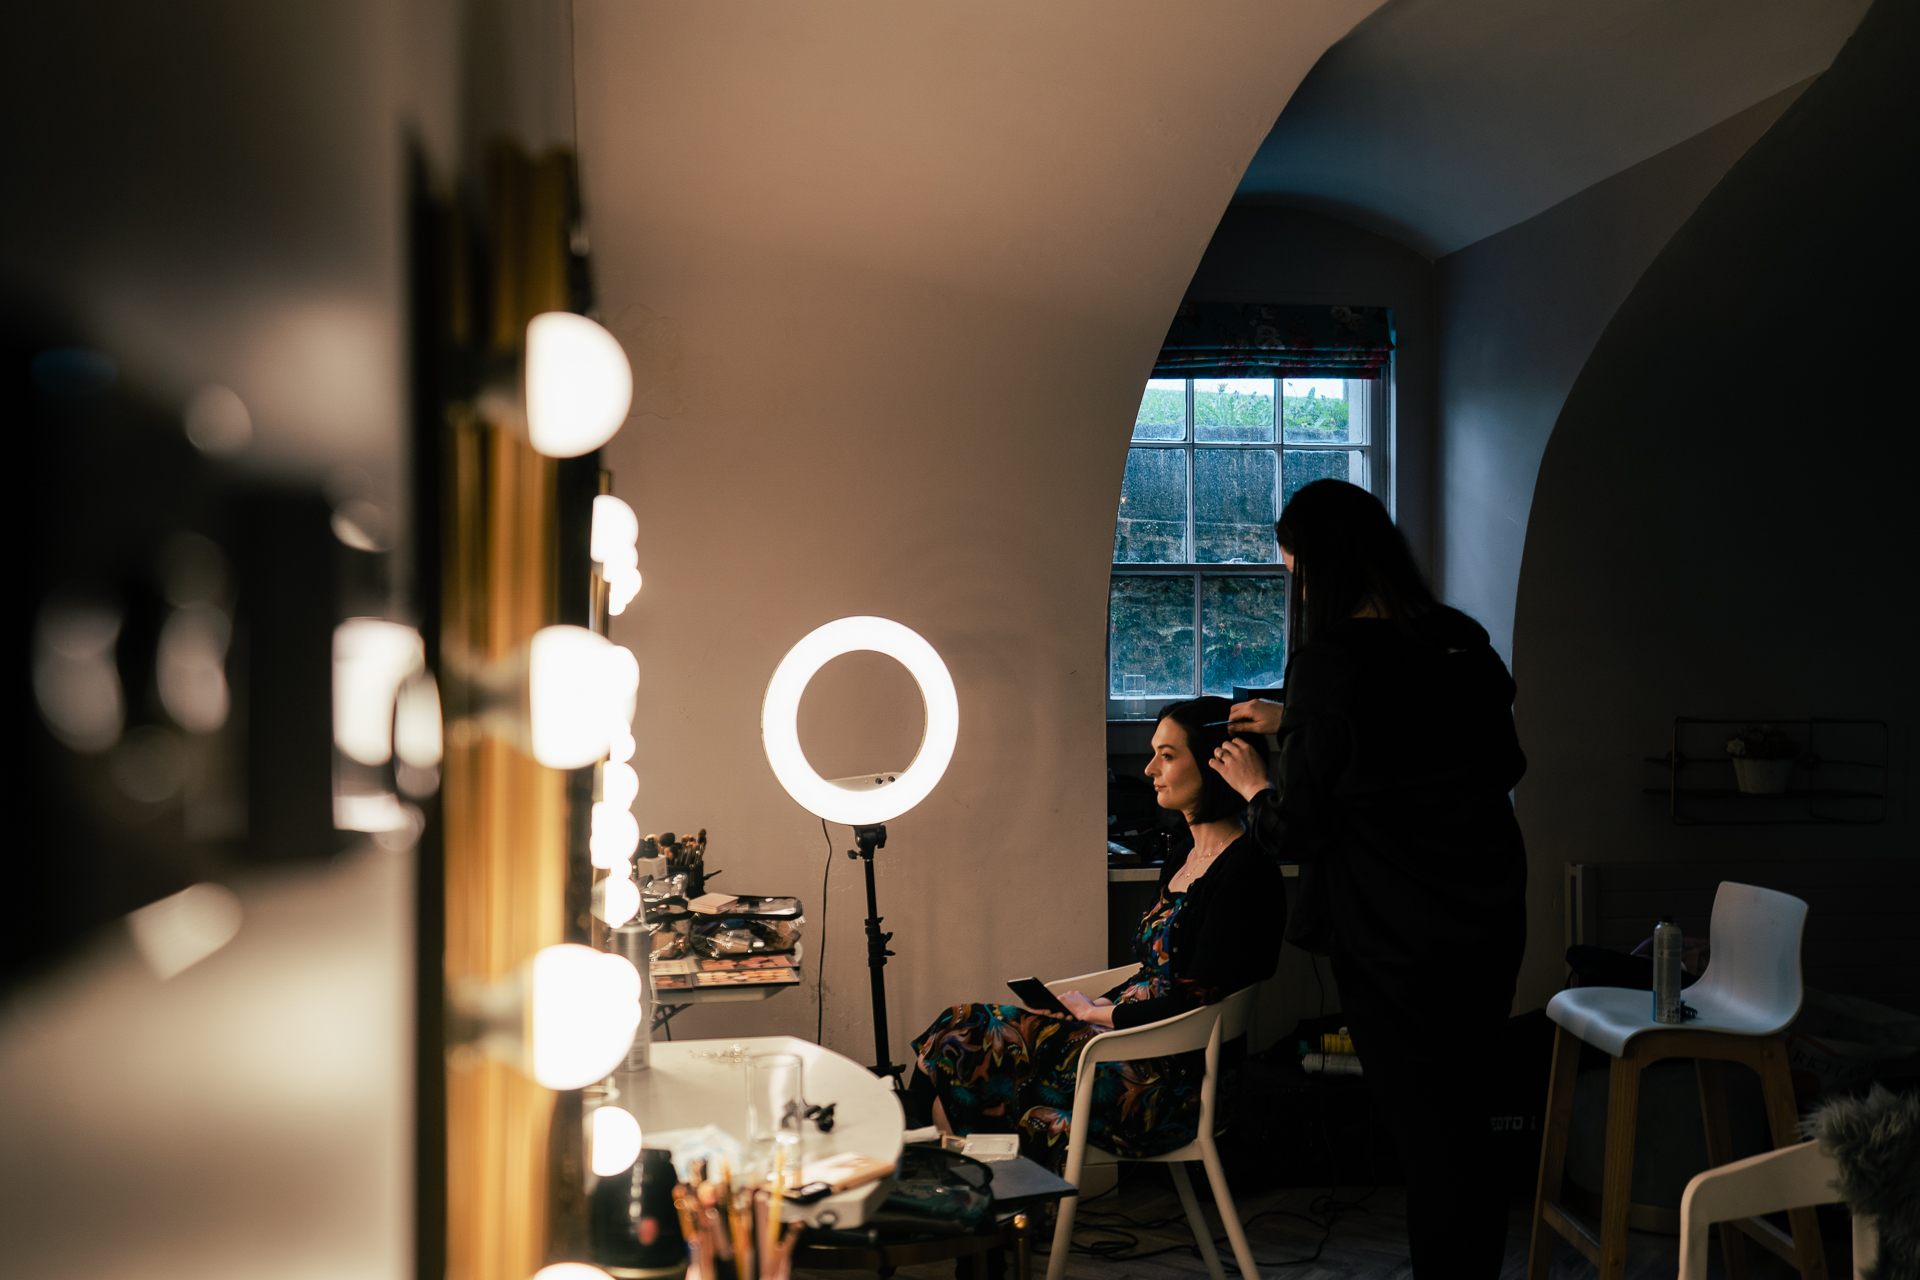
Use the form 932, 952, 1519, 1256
849, 823, 904, 1090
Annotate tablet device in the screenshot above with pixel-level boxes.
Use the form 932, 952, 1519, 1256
1006, 976, 1072, 1016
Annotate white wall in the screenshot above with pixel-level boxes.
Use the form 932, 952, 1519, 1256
1436, 82, 1808, 667
576, 1, 1385, 1065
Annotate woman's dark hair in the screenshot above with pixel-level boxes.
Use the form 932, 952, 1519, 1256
1275, 479, 1437, 645
1155, 696, 1249, 825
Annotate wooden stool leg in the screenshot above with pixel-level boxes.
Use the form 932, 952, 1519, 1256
1598, 1050, 1645, 1280
1755, 1040, 1828, 1280
1697, 1058, 1751, 1280
1527, 1024, 1582, 1280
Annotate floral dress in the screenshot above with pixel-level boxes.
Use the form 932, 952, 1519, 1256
908, 890, 1209, 1163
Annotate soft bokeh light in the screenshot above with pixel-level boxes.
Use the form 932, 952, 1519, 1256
32, 597, 124, 752
528, 626, 638, 770
607, 725, 636, 764
588, 1104, 642, 1177
590, 494, 638, 564
127, 883, 243, 980
394, 671, 443, 768
591, 494, 643, 614
524, 312, 633, 458
528, 945, 641, 1090
333, 619, 424, 766
533, 1266, 615, 1280
157, 603, 232, 733
182, 383, 253, 454
334, 792, 417, 833
589, 803, 640, 869
601, 761, 639, 809
761, 616, 959, 825
592, 870, 640, 928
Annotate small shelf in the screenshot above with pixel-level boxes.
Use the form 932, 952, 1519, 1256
1649, 718, 1887, 825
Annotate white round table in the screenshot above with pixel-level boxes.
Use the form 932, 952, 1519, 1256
616, 1035, 904, 1228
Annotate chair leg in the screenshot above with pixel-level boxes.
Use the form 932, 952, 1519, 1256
1696, 1058, 1750, 1280
1598, 1049, 1645, 1280
1198, 1136, 1261, 1280
1044, 1138, 1085, 1280
1754, 1040, 1828, 1280
1170, 1161, 1229, 1280
1527, 1024, 1582, 1280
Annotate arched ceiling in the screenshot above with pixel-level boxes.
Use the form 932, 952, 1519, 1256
1236, 0, 1871, 257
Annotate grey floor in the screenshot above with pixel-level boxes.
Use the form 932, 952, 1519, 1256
795, 1167, 1830, 1280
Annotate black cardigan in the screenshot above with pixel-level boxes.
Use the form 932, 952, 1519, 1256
1244, 607, 1527, 1027
1108, 835, 1285, 1029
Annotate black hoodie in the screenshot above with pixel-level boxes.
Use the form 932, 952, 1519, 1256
1245, 606, 1527, 1026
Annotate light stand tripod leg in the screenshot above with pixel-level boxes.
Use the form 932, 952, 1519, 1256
849, 824, 902, 1089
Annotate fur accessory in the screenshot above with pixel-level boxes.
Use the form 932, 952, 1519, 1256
1807, 1084, 1920, 1280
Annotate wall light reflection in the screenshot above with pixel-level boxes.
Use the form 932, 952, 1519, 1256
128, 882, 243, 980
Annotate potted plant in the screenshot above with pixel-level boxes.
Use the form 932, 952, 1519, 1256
1726, 725, 1800, 794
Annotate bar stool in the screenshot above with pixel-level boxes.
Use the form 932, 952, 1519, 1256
1527, 881, 1826, 1280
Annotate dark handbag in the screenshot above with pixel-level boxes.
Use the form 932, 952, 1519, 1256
808, 1144, 995, 1243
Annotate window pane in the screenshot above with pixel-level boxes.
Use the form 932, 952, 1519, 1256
1114, 448, 1187, 563
1202, 576, 1287, 696
1194, 379, 1274, 443
1281, 448, 1365, 511
1194, 449, 1277, 564
1110, 575, 1195, 698
1133, 379, 1185, 442
1283, 378, 1351, 443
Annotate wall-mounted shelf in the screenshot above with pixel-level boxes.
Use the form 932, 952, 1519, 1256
1645, 717, 1887, 825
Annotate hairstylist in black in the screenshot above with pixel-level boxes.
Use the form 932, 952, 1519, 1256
1208, 480, 1527, 1280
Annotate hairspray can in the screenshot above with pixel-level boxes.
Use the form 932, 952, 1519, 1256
1652, 917, 1684, 1024
611, 923, 653, 1070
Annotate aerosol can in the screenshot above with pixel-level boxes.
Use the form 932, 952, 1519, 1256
1652, 916, 1684, 1024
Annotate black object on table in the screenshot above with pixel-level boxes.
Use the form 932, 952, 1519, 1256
798, 1150, 1074, 1280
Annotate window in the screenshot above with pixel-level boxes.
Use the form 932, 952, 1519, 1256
1107, 375, 1389, 718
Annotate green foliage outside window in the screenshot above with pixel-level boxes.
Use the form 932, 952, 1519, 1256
1283, 388, 1349, 441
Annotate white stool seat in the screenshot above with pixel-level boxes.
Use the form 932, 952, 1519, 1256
1546, 881, 1807, 1057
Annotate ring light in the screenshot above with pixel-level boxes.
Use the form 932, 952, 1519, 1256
761, 616, 958, 825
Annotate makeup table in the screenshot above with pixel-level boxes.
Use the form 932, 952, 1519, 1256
616, 1035, 903, 1229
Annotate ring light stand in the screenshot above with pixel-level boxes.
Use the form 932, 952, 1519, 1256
761, 617, 959, 1089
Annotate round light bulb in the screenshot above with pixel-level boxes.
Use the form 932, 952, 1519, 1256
760, 616, 958, 825
592, 871, 641, 928
525, 313, 633, 458
589, 1104, 643, 1177
590, 803, 640, 869
591, 494, 639, 565
529, 627, 638, 769
395, 671, 443, 768
528, 944, 641, 1090
601, 761, 639, 809
333, 619, 425, 765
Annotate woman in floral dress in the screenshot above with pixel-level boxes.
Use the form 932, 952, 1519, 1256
905, 697, 1285, 1164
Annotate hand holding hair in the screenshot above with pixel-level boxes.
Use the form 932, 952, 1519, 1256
1208, 736, 1272, 802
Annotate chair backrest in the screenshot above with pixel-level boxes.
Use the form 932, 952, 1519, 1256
1213, 983, 1257, 1043
1691, 881, 1807, 1030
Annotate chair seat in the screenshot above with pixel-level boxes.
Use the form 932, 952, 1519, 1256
1547, 982, 1797, 1058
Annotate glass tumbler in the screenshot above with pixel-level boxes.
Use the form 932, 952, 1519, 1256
746, 1052, 805, 1179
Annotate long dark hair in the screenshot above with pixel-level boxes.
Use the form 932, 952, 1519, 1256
1155, 696, 1249, 825
1275, 479, 1437, 645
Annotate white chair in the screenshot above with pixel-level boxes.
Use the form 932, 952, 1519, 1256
1678, 1140, 1876, 1280
1042, 964, 1261, 1280
1529, 882, 1827, 1280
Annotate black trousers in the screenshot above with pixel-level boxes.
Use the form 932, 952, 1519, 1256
1332, 955, 1515, 1280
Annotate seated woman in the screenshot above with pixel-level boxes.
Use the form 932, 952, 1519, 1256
904, 697, 1285, 1166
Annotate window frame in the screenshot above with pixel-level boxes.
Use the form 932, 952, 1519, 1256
1107, 366, 1394, 719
